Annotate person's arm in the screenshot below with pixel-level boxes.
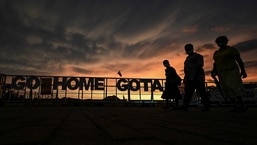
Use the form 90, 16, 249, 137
235, 54, 247, 78
197, 54, 204, 70
211, 51, 218, 78
211, 63, 217, 78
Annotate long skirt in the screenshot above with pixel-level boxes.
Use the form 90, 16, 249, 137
218, 69, 246, 98
161, 83, 181, 99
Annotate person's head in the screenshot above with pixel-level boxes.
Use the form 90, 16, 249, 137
163, 59, 170, 67
184, 43, 194, 55
215, 36, 228, 48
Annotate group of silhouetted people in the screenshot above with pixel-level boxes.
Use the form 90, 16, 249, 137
161, 36, 248, 112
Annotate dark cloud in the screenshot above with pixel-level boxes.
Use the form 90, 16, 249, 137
71, 66, 93, 74
0, 0, 257, 80
233, 39, 257, 52
196, 43, 217, 52
244, 60, 257, 69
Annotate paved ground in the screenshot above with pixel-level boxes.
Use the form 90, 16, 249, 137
0, 105, 257, 145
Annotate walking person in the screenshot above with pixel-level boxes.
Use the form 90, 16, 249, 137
161, 60, 181, 109
211, 36, 247, 112
182, 44, 210, 111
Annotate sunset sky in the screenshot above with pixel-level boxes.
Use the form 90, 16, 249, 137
1, 0, 257, 83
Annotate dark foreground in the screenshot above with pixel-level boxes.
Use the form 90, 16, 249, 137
0, 106, 257, 145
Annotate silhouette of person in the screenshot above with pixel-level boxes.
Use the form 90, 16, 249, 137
182, 44, 210, 111
161, 60, 181, 109
211, 36, 247, 112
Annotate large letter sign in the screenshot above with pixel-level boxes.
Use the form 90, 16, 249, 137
26, 76, 40, 89
117, 78, 128, 91
10, 76, 164, 92
53, 77, 67, 90
116, 78, 163, 92
12, 76, 41, 89
152, 79, 163, 91
11, 76, 26, 89
129, 79, 140, 91
66, 77, 79, 90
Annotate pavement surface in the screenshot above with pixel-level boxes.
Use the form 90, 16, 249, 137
0, 105, 257, 145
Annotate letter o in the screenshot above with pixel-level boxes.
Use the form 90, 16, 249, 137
26, 76, 40, 89
67, 77, 79, 90
129, 79, 140, 91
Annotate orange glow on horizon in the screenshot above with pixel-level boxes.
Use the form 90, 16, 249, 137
60, 53, 257, 83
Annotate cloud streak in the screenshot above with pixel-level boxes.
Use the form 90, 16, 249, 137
1, 0, 257, 82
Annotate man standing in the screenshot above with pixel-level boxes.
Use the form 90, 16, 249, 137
182, 44, 210, 111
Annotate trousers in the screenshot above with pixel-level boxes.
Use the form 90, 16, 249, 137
183, 80, 210, 109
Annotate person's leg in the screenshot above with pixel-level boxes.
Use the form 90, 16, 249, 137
229, 98, 239, 112
174, 98, 179, 109
237, 96, 244, 106
236, 96, 248, 112
183, 81, 195, 110
173, 86, 181, 109
162, 85, 169, 109
196, 82, 210, 110
228, 96, 247, 112
163, 98, 169, 109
